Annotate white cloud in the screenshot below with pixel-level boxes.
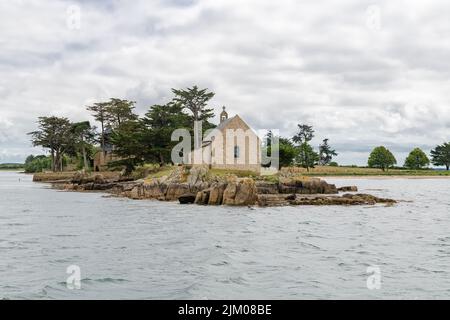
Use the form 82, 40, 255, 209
0, 0, 449, 165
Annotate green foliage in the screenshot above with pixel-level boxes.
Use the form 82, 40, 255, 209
329, 161, 339, 167
295, 142, 320, 171
105, 98, 138, 127
28, 116, 73, 172
24, 155, 51, 173
291, 124, 319, 171
430, 142, 450, 170
172, 85, 215, 122
319, 138, 338, 165
86, 102, 109, 149
141, 102, 192, 165
262, 133, 299, 169
292, 124, 314, 144
0, 163, 24, 170
70, 121, 96, 170
404, 147, 430, 169
368, 146, 397, 171
109, 120, 148, 174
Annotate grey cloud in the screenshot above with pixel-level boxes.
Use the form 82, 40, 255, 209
0, 0, 448, 166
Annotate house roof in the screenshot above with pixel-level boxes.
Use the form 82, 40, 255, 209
203, 114, 259, 145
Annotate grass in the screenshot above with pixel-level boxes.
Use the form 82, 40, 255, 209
283, 166, 450, 176
209, 168, 260, 178
0, 163, 24, 170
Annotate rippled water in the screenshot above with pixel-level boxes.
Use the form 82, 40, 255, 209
0, 171, 449, 299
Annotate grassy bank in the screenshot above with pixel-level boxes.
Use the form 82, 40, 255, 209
0, 163, 24, 171
287, 166, 450, 176
32, 171, 122, 182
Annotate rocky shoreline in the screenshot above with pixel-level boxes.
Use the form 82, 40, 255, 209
44, 166, 397, 207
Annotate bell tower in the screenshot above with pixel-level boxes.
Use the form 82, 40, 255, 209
220, 106, 228, 123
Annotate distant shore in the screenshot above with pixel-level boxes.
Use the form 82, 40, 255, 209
317, 175, 450, 179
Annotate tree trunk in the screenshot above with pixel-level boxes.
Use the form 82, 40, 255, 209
447, 165, 449, 171
51, 150, 55, 172
82, 145, 89, 170
55, 150, 60, 172
101, 121, 105, 156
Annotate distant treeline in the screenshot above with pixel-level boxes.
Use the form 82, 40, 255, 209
27, 85, 450, 173
0, 163, 24, 170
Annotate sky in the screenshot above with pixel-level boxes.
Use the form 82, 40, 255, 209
0, 0, 449, 166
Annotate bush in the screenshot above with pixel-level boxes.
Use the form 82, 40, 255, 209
24, 155, 51, 173
329, 161, 339, 167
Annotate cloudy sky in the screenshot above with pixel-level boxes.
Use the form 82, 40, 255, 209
0, 0, 449, 165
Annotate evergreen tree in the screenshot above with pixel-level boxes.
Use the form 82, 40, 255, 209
430, 142, 450, 170
319, 138, 338, 165
28, 116, 73, 172
141, 102, 191, 165
295, 142, 319, 171
172, 86, 215, 147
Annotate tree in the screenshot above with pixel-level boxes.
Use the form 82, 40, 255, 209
86, 102, 109, 152
70, 121, 96, 170
105, 98, 138, 127
262, 134, 299, 168
141, 102, 191, 166
24, 155, 51, 173
292, 124, 314, 144
404, 147, 430, 169
292, 124, 318, 171
368, 146, 397, 171
430, 142, 450, 170
296, 142, 320, 171
109, 120, 148, 174
172, 86, 215, 147
28, 116, 73, 172
319, 138, 338, 165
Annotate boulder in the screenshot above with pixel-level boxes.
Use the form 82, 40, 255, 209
194, 189, 210, 205
208, 183, 227, 205
223, 178, 257, 206
290, 193, 396, 206
338, 186, 358, 192
178, 193, 197, 204
278, 177, 337, 194
255, 181, 279, 194
165, 183, 190, 201
187, 165, 209, 185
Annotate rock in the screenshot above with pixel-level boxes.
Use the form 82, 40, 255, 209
338, 186, 358, 192
290, 193, 396, 206
208, 183, 227, 205
194, 191, 203, 204
194, 188, 212, 205
129, 186, 142, 200
187, 165, 209, 185
255, 181, 279, 194
285, 194, 296, 201
257, 194, 290, 207
165, 183, 190, 201
278, 177, 337, 194
223, 178, 257, 206
178, 193, 196, 204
